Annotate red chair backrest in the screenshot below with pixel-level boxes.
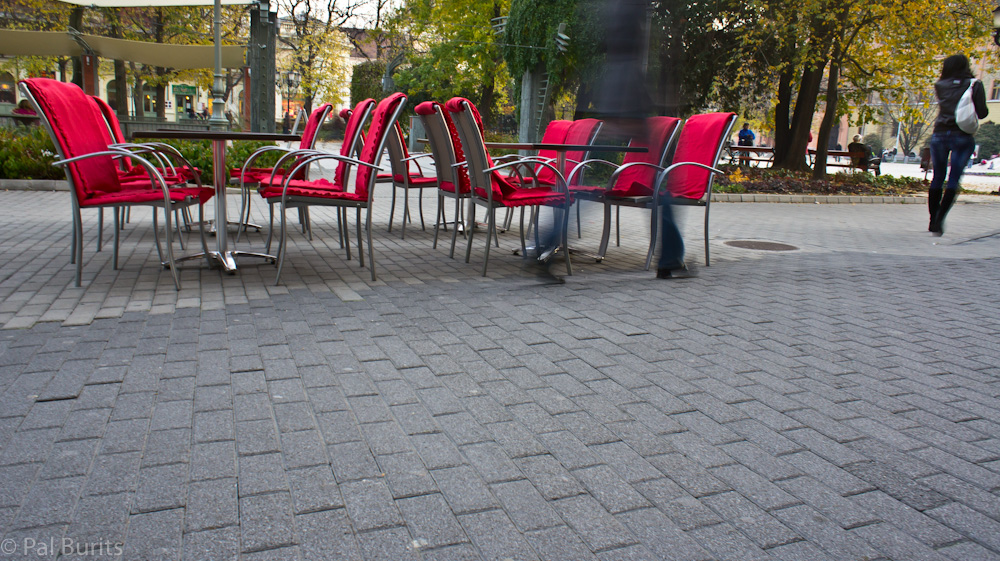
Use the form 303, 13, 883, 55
533, 120, 572, 184
21, 78, 121, 201
355, 93, 407, 199
447, 97, 530, 201
299, 103, 332, 151
562, 118, 602, 180
415, 100, 471, 195
335, 98, 374, 186
666, 112, 736, 199
611, 116, 682, 197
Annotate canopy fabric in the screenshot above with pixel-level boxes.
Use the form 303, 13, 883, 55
58, 0, 251, 5
0, 30, 245, 69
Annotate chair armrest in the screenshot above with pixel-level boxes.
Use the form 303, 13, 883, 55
55, 149, 174, 202
566, 158, 620, 185
651, 161, 726, 205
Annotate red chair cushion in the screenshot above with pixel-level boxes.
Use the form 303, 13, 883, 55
339, 108, 351, 120
607, 116, 682, 198
335, 98, 374, 187
259, 183, 364, 202
355, 93, 407, 199
563, 118, 602, 179
258, 177, 338, 191
83, 186, 213, 207
532, 120, 572, 185
22, 78, 123, 201
666, 112, 735, 200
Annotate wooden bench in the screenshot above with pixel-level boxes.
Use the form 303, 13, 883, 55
727, 145, 775, 167
809, 149, 881, 176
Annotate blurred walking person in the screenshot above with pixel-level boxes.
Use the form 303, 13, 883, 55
928, 54, 987, 235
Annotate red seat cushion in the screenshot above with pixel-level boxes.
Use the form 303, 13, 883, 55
666, 112, 735, 200
606, 116, 682, 198
82, 186, 213, 207
258, 177, 339, 192
259, 184, 364, 202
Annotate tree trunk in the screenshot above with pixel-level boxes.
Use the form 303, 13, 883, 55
156, 70, 166, 120
70, 7, 84, 88
772, 67, 794, 161
774, 62, 827, 172
131, 64, 144, 119
478, 2, 502, 129
812, 57, 840, 180
109, 10, 128, 118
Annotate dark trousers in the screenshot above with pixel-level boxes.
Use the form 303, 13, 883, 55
658, 198, 685, 270
930, 130, 976, 193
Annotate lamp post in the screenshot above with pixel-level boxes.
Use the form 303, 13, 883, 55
281, 70, 300, 133
993, 5, 1000, 46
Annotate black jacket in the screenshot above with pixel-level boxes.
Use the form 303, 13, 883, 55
934, 77, 988, 134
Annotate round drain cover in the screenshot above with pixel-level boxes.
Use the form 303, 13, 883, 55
725, 240, 798, 251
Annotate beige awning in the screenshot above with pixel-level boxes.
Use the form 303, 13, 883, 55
0, 29, 245, 69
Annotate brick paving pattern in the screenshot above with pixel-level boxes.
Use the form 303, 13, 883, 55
1, 188, 999, 560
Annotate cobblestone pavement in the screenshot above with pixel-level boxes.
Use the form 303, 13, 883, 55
1, 189, 999, 560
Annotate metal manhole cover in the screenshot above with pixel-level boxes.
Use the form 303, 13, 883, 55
725, 240, 799, 251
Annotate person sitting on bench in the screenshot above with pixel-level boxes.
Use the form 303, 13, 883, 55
847, 134, 872, 171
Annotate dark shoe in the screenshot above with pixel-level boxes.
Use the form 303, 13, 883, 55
524, 258, 565, 284
933, 189, 957, 236
657, 264, 697, 279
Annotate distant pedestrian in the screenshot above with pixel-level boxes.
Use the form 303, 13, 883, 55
927, 54, 988, 235
737, 123, 755, 166
847, 135, 872, 171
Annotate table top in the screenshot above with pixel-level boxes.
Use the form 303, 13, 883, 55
132, 130, 302, 142
485, 142, 647, 153
729, 145, 775, 153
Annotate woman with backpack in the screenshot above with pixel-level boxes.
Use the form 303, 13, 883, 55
928, 54, 988, 235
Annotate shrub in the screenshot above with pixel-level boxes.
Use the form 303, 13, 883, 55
0, 127, 62, 180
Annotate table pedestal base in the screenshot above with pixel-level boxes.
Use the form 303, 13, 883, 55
168, 250, 276, 274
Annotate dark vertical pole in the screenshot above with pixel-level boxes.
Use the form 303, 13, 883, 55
248, 0, 276, 132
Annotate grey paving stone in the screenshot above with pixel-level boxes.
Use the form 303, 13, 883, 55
776, 475, 880, 529
844, 461, 950, 512
772, 504, 886, 561
286, 465, 345, 514
686, 522, 773, 561
185, 477, 238, 531
0, 463, 41, 507
236, 419, 281, 457
239, 492, 296, 553
850, 521, 954, 561
515, 454, 586, 500
460, 441, 523, 484
190, 440, 237, 481
10, 475, 84, 529
573, 465, 651, 514
925, 502, 1000, 553
100, 418, 149, 454
65, 491, 131, 546
339, 478, 404, 532
490, 479, 563, 532
278, 429, 328, 470
183, 526, 240, 561
193, 410, 234, 443
553, 494, 637, 552
375, 451, 437, 499
614, 505, 712, 561
648, 453, 731, 498
296, 509, 362, 561
140, 428, 191, 468
411, 432, 467, 470
238, 453, 288, 497
525, 524, 600, 561
459, 509, 541, 561
328, 440, 381, 482
121, 507, 184, 561
397, 493, 469, 549
700, 491, 799, 549
38, 438, 99, 480
431, 464, 499, 514
133, 463, 187, 513
0, 428, 59, 466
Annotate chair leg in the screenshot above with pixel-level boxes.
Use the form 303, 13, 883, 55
561, 206, 573, 277
366, 206, 376, 281
449, 198, 461, 259
152, 208, 165, 265
576, 201, 582, 239
402, 187, 409, 239
199, 203, 211, 269
303, 207, 313, 241
482, 207, 495, 276
356, 208, 365, 269
388, 185, 398, 233
418, 189, 425, 231
645, 204, 658, 271
433, 194, 443, 249
598, 202, 613, 258
112, 208, 120, 270
265, 204, 275, 254
337, 206, 345, 249
97, 209, 104, 252
70, 218, 76, 265
163, 201, 181, 290
519, 206, 527, 257
465, 203, 476, 264
616, 206, 621, 247
704, 205, 710, 266
275, 202, 288, 285
342, 207, 352, 261
175, 209, 185, 251
74, 209, 84, 287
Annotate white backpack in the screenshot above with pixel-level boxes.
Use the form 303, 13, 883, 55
955, 79, 980, 135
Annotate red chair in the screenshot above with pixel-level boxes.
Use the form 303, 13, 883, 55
651, 112, 737, 268
384, 122, 438, 238
234, 103, 335, 237
413, 100, 472, 258
566, 116, 682, 262
20, 78, 212, 289
260, 93, 408, 283
446, 97, 573, 277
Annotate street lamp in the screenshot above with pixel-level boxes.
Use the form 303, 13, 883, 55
993, 5, 1000, 46
283, 70, 300, 114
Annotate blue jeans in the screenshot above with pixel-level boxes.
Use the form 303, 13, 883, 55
930, 131, 976, 193
658, 197, 685, 270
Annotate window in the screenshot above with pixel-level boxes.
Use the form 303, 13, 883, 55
106, 81, 118, 111
0, 73, 16, 104
991, 80, 1000, 101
